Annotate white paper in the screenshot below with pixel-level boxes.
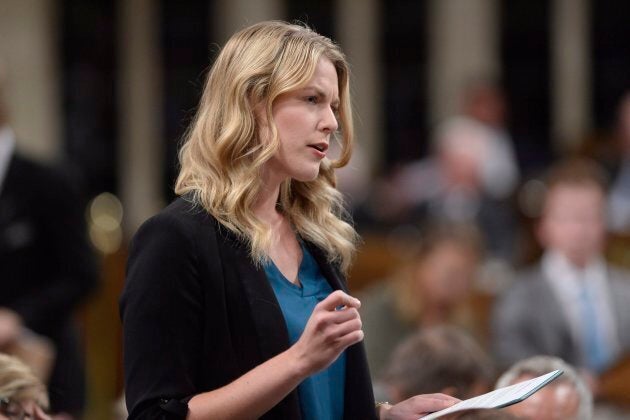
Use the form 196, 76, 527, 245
419, 369, 563, 420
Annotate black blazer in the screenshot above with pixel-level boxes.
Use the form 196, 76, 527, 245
0, 153, 97, 414
120, 197, 377, 419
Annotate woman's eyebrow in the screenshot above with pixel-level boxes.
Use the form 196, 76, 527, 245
301, 86, 339, 105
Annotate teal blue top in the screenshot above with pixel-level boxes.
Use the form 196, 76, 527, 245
263, 244, 346, 420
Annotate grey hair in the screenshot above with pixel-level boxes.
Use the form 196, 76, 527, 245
495, 356, 592, 420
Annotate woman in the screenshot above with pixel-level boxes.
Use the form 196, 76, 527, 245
120, 21, 458, 419
0, 353, 50, 420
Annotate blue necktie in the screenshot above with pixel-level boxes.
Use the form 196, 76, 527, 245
578, 277, 611, 373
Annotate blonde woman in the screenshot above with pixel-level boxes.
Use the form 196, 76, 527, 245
0, 353, 50, 420
120, 21, 458, 419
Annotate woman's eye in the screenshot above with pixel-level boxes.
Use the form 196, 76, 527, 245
306, 96, 318, 104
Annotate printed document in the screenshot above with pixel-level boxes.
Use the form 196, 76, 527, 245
420, 370, 563, 419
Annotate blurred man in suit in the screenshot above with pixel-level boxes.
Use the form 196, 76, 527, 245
492, 159, 630, 383
0, 58, 97, 418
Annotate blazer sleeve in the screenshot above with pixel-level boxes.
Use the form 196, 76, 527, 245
120, 211, 205, 419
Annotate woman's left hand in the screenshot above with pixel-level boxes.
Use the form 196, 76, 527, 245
379, 394, 460, 420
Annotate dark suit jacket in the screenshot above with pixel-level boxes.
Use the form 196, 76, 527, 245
120, 197, 377, 419
492, 263, 630, 370
0, 153, 97, 414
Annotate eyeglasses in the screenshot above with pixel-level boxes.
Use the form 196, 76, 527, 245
0, 398, 34, 420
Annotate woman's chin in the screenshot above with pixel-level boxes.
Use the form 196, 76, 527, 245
292, 168, 321, 183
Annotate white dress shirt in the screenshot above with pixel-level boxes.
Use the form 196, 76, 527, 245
541, 250, 620, 367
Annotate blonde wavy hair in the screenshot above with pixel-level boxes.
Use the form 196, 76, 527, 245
0, 353, 49, 410
175, 21, 358, 273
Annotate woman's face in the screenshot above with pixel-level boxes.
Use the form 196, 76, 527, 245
262, 57, 340, 184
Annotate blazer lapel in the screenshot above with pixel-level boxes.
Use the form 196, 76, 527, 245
218, 229, 291, 362
304, 241, 347, 293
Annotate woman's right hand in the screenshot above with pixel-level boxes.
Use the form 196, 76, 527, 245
379, 394, 460, 420
289, 290, 363, 376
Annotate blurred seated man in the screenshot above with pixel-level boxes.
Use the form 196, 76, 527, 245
387, 117, 516, 261
0, 353, 50, 420
359, 223, 483, 378
0, 57, 97, 417
495, 356, 592, 420
378, 326, 494, 403
492, 158, 630, 383
453, 78, 519, 200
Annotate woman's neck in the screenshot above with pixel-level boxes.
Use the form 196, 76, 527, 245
253, 171, 283, 226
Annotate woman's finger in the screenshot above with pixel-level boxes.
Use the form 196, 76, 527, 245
316, 290, 361, 312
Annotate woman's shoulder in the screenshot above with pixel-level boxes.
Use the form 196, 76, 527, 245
132, 196, 219, 247
151, 196, 216, 228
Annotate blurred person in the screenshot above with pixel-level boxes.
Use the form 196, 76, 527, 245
607, 91, 630, 233
120, 21, 459, 420
379, 326, 494, 403
389, 118, 517, 261
492, 159, 630, 382
359, 223, 483, 378
0, 59, 97, 417
458, 79, 519, 200
0, 353, 50, 420
495, 356, 592, 420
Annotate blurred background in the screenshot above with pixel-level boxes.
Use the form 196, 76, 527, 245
1, 0, 630, 418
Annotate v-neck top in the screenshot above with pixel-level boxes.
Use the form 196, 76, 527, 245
264, 243, 346, 420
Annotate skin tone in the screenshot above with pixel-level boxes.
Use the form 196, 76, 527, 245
504, 375, 580, 420
537, 183, 606, 269
188, 57, 458, 419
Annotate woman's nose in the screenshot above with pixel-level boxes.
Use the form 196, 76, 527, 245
319, 106, 339, 133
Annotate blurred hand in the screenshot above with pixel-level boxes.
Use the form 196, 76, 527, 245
380, 394, 460, 420
289, 290, 363, 376
0, 308, 23, 348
